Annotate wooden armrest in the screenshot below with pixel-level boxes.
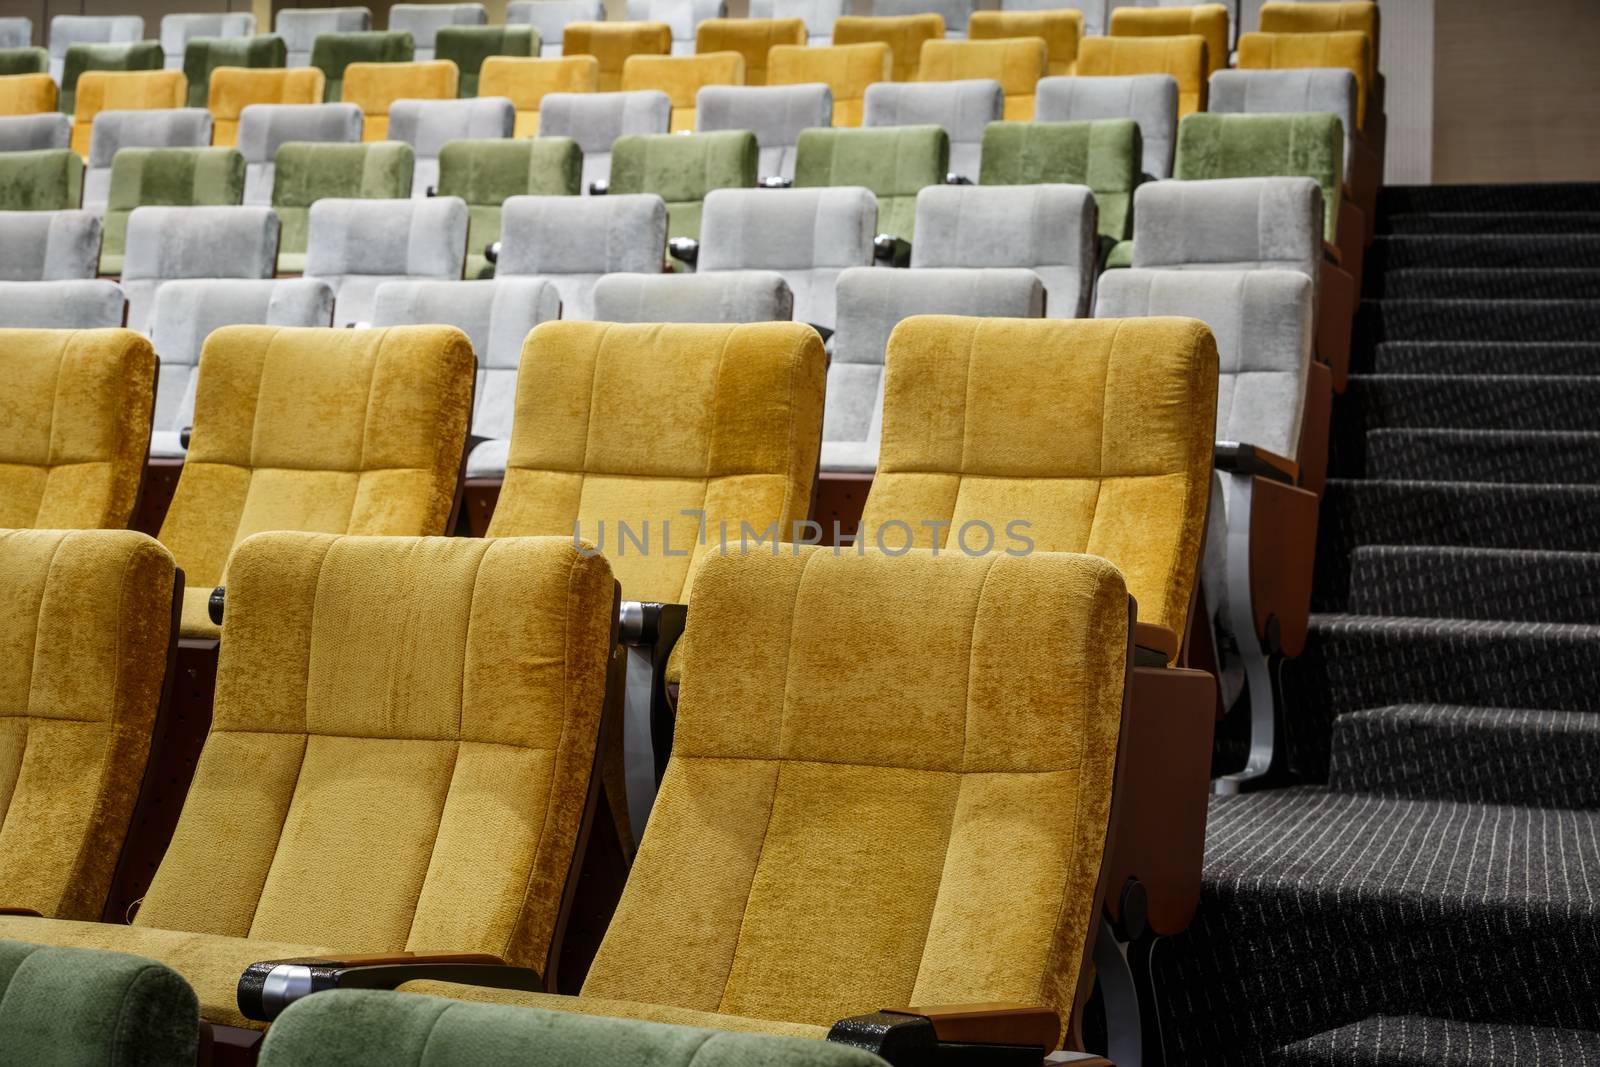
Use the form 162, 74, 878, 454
827, 1003, 1062, 1064
1322, 239, 1342, 265
908, 1003, 1061, 1050
1133, 622, 1178, 664
1215, 442, 1298, 485
0, 907, 42, 918
238, 951, 540, 1022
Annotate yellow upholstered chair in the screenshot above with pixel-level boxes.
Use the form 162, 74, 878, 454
694, 17, 805, 86
563, 21, 673, 92
155, 325, 475, 639
832, 14, 943, 82
1077, 33, 1207, 117
0, 72, 56, 115
208, 67, 326, 147
71, 70, 187, 157
1237, 30, 1373, 129
918, 37, 1047, 120
968, 9, 1082, 77
621, 51, 745, 132
341, 60, 459, 141
0, 329, 155, 530
767, 42, 891, 126
0, 530, 617, 1038
1109, 3, 1229, 79
479, 55, 600, 137
1260, 0, 1378, 63
0, 528, 177, 921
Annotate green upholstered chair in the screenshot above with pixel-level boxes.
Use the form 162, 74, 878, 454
0, 149, 83, 210
1173, 111, 1345, 244
100, 147, 246, 275
310, 30, 413, 102
979, 118, 1142, 248
793, 124, 948, 255
608, 129, 756, 255
435, 25, 538, 97
182, 34, 288, 108
0, 46, 47, 76
437, 137, 580, 279
270, 141, 414, 272
59, 40, 163, 115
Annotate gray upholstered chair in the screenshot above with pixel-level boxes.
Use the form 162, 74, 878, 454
747, 0, 843, 46
0, 113, 71, 152
823, 265, 1044, 473
1036, 74, 1180, 181
505, 0, 603, 57
388, 96, 515, 196
83, 108, 213, 215
592, 271, 793, 325
237, 102, 364, 205
624, 0, 727, 54
387, 3, 487, 62
158, 13, 256, 69
146, 278, 334, 458
911, 183, 1096, 318
370, 277, 560, 480
698, 186, 873, 334
0, 280, 124, 327
494, 194, 668, 322
46, 15, 144, 82
538, 90, 671, 194
275, 7, 372, 67
695, 84, 830, 183
270, 140, 413, 272
864, 80, 1002, 184
0, 17, 31, 48
119, 205, 280, 333
0, 210, 101, 280
871, 0, 975, 36
303, 197, 468, 326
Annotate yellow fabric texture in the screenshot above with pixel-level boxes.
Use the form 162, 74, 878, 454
155, 325, 475, 638
486, 321, 826, 609
208, 68, 326, 147
480, 56, 599, 138
621, 52, 745, 132
694, 18, 806, 86
1237, 30, 1372, 128
767, 43, 891, 126
968, 10, 1082, 77
414, 544, 1131, 1048
832, 15, 944, 82
0, 73, 55, 116
71, 71, 187, 156
341, 60, 460, 142
0, 531, 617, 1031
1076, 34, 1206, 117
563, 21, 673, 92
0, 329, 155, 531
0, 529, 174, 920
918, 38, 1047, 120
1259, 0, 1378, 65
859, 315, 1217, 647
1109, 4, 1229, 79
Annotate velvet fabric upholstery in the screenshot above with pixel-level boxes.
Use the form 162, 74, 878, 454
793, 125, 946, 244
388, 3, 487, 63
0, 20, 29, 49
1236, 30, 1371, 129
918, 38, 1045, 120
1173, 111, 1343, 241
1009, 0, 1106, 36
0, 47, 46, 76
969, 9, 1080, 76
209, 68, 327, 148
119, 205, 278, 333
0, 112, 69, 150
270, 141, 413, 270
311, 31, 414, 103
626, 0, 727, 55
1076, 34, 1205, 117
493, 193, 668, 325
833, 16, 944, 83
0, 72, 54, 116
695, 84, 829, 181
1109, 4, 1227, 79
823, 268, 1042, 472
979, 119, 1140, 242
236, 101, 360, 205
506, 0, 604, 58
276, 7, 371, 68
1208, 67, 1359, 180
0, 529, 615, 1034
436, 25, 538, 96
83, 109, 214, 216
622, 51, 744, 131
340, 60, 457, 142
181, 35, 288, 110
1258, 0, 1378, 70
562, 22, 672, 92
592, 271, 793, 325
0, 209, 100, 280
58, 41, 163, 117
694, 18, 804, 86
747, 0, 844, 47
70, 71, 186, 157
873, 76, 1005, 174
438, 138, 580, 279
767, 42, 888, 126
1036, 73, 1178, 181
0, 280, 124, 328
162, 12, 257, 69
303, 196, 468, 326
390, 98, 516, 197
46, 15, 143, 83
0, 330, 155, 529
99, 147, 245, 276
480, 55, 599, 137
609, 130, 757, 243
874, 0, 975, 35
0, 149, 81, 210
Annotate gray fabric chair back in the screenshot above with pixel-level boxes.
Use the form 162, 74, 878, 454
0, 280, 124, 328
120, 205, 280, 333
47, 15, 144, 81
0, 210, 102, 281
1208, 67, 1359, 178
159, 13, 256, 69
0, 114, 70, 152
695, 84, 830, 182
1036, 74, 1179, 181
593, 271, 792, 324
864, 79, 1000, 183
495, 193, 667, 320
824, 266, 1044, 472
389, 97, 515, 195
303, 196, 469, 326
276, 7, 372, 66
237, 102, 365, 204
0, 17, 31, 49
84, 108, 214, 214
538, 91, 671, 193
870, 0, 975, 35
387, 3, 487, 61
910, 183, 1095, 319
746, 0, 842, 46
624, 0, 727, 54
505, 0, 604, 57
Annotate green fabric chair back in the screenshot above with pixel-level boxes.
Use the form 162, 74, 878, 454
979, 118, 1141, 244
609, 130, 758, 243
436, 25, 538, 97
310, 30, 414, 102
437, 137, 579, 278
101, 147, 247, 274
793, 125, 948, 245
0, 149, 83, 211
60, 40, 164, 114
183, 34, 288, 108
1173, 111, 1344, 242
270, 140, 414, 270
0, 46, 47, 76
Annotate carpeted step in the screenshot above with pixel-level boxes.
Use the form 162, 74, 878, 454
1272, 1015, 1600, 1066
1356, 300, 1600, 345
1347, 375, 1600, 433
1327, 705, 1600, 809
1371, 342, 1600, 376
1367, 268, 1600, 300
1152, 787, 1600, 1066
1347, 545, 1600, 622
1367, 428, 1600, 483
1379, 182, 1600, 214
1366, 235, 1600, 271
1379, 212, 1600, 235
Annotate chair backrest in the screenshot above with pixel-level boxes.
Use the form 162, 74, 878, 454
1006, 0, 1107, 36
873, 0, 976, 35
694, 17, 805, 85
592, 271, 793, 324
506, 0, 604, 57
209, 70, 327, 149
84, 108, 213, 214
979, 119, 1141, 242
539, 89, 670, 193
969, 9, 1081, 76
311, 30, 414, 102
495, 193, 668, 320
1109, 3, 1228, 79
161, 12, 257, 69
767, 42, 889, 126
70, 70, 186, 157
0, 279, 124, 328
303, 197, 468, 326
46, 15, 143, 81
0, 72, 56, 116
747, 0, 845, 46
486, 320, 825, 607
236, 102, 361, 205
100, 147, 245, 277
621, 51, 744, 131
609, 129, 757, 242
270, 140, 414, 270
1208, 67, 1358, 179
919, 38, 1047, 120
120, 205, 278, 334
389, 97, 515, 195
699, 185, 874, 331
0, 47, 46, 76
436, 25, 539, 96
0, 329, 155, 529
480, 55, 599, 138
912, 183, 1096, 318
276, 6, 372, 67
0, 528, 175, 918
387, 2, 487, 62
340, 59, 458, 141
1077, 33, 1206, 116
833, 15, 945, 83
0, 17, 30, 49
181, 35, 289, 109
0, 149, 81, 210
793, 125, 947, 244
1236, 29, 1371, 128
624, 0, 727, 54
861, 314, 1216, 640
1259, 0, 1378, 61
59, 41, 164, 115
0, 209, 101, 280
824, 267, 1042, 472
1036, 72, 1178, 180
695, 84, 829, 181
437, 138, 581, 279
863, 78, 999, 181
0, 112, 69, 151
133, 529, 614, 986
561, 21, 672, 91
1173, 111, 1343, 240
